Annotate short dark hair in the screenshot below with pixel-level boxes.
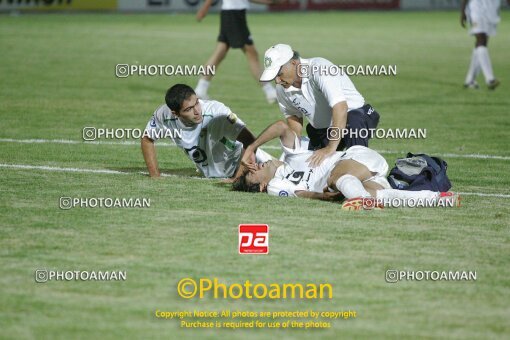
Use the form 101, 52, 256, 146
232, 175, 260, 193
165, 84, 195, 112
291, 50, 300, 60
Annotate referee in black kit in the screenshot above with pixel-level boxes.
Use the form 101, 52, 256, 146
194, 0, 281, 104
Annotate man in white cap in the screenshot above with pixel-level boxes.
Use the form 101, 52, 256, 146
259, 44, 380, 167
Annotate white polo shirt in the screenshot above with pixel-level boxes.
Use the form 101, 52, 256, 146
276, 57, 365, 129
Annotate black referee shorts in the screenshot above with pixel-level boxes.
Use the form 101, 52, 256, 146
218, 10, 253, 49
306, 104, 380, 151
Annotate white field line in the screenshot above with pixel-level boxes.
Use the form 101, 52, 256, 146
0, 163, 509, 199
1, 138, 510, 161
0, 163, 208, 180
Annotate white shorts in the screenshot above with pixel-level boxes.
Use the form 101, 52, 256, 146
469, 15, 498, 36
333, 145, 391, 189
467, 4, 500, 36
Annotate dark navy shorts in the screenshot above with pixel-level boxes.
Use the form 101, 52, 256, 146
306, 104, 380, 151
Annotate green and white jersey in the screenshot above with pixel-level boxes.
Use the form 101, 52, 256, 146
145, 99, 246, 178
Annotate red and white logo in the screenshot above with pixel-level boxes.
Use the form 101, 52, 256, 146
238, 224, 269, 254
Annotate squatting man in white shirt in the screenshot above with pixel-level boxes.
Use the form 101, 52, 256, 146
141, 84, 272, 179
234, 120, 460, 210
259, 43, 381, 168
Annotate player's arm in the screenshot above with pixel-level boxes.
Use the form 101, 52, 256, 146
307, 101, 348, 167
286, 115, 303, 137
328, 101, 348, 151
295, 190, 343, 201
236, 127, 256, 149
141, 136, 160, 178
241, 120, 295, 169
227, 127, 256, 181
196, 0, 213, 22
460, 0, 468, 28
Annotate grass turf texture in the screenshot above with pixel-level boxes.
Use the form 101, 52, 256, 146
1, 11, 509, 339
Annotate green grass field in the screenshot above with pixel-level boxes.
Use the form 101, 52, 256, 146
1, 10, 509, 339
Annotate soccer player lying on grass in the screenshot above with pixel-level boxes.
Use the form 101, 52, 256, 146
233, 120, 460, 209
141, 84, 272, 179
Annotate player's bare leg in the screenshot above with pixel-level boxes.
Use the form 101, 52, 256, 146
326, 159, 456, 210
243, 44, 277, 104
327, 159, 378, 197
195, 42, 229, 99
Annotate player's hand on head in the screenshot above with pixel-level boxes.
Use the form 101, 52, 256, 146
307, 148, 335, 168
241, 149, 256, 168
246, 163, 258, 173
230, 162, 251, 183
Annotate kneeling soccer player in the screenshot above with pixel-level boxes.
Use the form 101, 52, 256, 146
233, 120, 460, 209
141, 84, 272, 179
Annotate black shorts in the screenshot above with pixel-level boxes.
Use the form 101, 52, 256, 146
306, 104, 380, 151
218, 10, 253, 49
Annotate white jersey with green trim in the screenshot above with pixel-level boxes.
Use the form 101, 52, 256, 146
145, 99, 246, 178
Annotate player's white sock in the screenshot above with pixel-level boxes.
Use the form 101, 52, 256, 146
195, 78, 210, 99
376, 189, 439, 201
262, 83, 277, 103
465, 48, 480, 84
475, 46, 495, 83
335, 175, 371, 199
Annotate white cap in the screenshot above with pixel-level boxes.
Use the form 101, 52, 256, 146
259, 44, 294, 82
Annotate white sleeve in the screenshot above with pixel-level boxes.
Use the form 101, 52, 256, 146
144, 107, 166, 141
313, 62, 347, 108
267, 178, 300, 198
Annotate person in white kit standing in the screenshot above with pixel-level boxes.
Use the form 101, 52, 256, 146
194, 0, 279, 103
259, 44, 381, 168
461, 0, 509, 89
141, 84, 272, 179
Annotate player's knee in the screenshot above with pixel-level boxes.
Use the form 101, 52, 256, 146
475, 34, 487, 47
